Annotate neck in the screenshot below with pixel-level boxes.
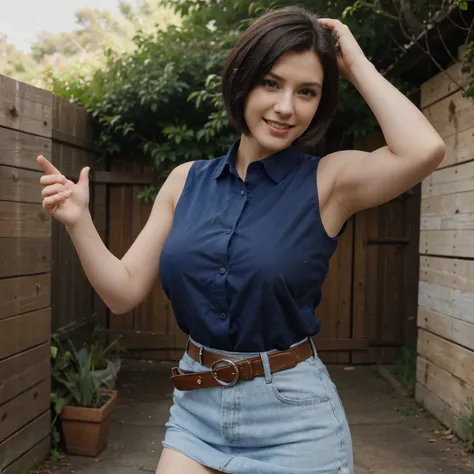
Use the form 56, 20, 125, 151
235, 134, 269, 180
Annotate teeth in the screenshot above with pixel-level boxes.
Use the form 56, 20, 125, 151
266, 120, 290, 130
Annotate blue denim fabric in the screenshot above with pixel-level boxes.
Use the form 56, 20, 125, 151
162, 338, 354, 473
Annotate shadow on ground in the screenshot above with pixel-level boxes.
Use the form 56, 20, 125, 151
33, 361, 474, 474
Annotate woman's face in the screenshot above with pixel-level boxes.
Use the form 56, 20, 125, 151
243, 49, 324, 156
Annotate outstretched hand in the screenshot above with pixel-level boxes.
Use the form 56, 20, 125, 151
317, 18, 369, 80
37, 155, 91, 227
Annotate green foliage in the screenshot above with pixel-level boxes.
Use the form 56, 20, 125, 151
49, 327, 123, 459
45, 0, 470, 199
58, 343, 102, 408
394, 345, 417, 397
50, 21, 239, 193
461, 41, 474, 99
90, 326, 126, 370
459, 399, 474, 452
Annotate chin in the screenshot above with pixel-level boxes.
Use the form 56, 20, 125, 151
252, 131, 298, 154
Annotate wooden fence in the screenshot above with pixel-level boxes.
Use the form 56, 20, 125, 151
50, 98, 108, 337
0, 75, 53, 473
416, 55, 474, 439
0, 74, 150, 472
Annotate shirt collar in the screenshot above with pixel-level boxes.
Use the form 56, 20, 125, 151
214, 139, 240, 179
214, 138, 302, 183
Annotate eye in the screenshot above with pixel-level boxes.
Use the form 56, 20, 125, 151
261, 79, 278, 89
299, 88, 317, 97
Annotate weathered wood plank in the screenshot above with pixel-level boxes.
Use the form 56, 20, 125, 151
51, 141, 94, 180
0, 166, 43, 203
422, 160, 474, 198
418, 306, 474, 352
106, 330, 176, 351
351, 212, 368, 363
0, 378, 50, 444
419, 229, 474, 258
2, 436, 50, 474
421, 61, 471, 109
0, 238, 50, 278
336, 218, 353, 363
417, 328, 474, 388
421, 190, 474, 230
0, 411, 49, 469
52, 95, 94, 149
423, 90, 474, 140
0, 343, 50, 406
0, 309, 50, 361
0, 274, 50, 321
0, 128, 51, 171
417, 356, 474, 419
316, 218, 354, 363
438, 125, 474, 170
92, 183, 107, 239
418, 280, 474, 325
420, 256, 474, 293
0, 202, 51, 238
0, 75, 52, 137
416, 383, 465, 441
91, 170, 153, 185
403, 184, 422, 346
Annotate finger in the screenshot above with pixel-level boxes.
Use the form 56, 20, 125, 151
37, 155, 61, 175
42, 193, 68, 212
317, 18, 347, 35
41, 184, 71, 198
78, 166, 90, 187
40, 174, 68, 186
317, 18, 344, 27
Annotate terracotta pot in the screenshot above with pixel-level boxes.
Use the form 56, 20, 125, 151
61, 389, 118, 457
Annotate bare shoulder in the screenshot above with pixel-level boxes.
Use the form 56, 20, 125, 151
159, 161, 195, 210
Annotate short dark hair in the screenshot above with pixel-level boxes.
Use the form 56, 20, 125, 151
222, 6, 339, 148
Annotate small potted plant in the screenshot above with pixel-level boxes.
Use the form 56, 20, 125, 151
51, 337, 118, 457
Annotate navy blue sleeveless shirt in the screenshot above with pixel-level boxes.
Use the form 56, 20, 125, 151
159, 139, 343, 352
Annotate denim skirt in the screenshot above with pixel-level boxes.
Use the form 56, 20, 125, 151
162, 337, 354, 474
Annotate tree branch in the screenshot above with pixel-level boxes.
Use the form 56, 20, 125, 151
399, 0, 424, 36
358, 1, 400, 21
436, 23, 461, 64
412, 32, 469, 95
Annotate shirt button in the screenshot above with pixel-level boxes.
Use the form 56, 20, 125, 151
225, 228, 231, 234
219, 267, 226, 274
240, 190, 245, 196
220, 312, 227, 320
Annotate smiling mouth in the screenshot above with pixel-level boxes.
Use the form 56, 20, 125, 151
264, 119, 294, 130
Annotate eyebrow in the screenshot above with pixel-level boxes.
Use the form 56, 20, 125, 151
266, 71, 322, 89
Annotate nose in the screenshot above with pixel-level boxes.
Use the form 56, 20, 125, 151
273, 91, 294, 117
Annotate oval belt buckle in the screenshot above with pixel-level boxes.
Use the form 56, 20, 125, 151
210, 359, 240, 387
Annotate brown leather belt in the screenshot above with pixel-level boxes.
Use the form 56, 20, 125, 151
170, 338, 314, 391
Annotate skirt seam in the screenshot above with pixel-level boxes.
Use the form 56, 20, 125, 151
318, 370, 346, 472
162, 441, 233, 473
219, 455, 236, 472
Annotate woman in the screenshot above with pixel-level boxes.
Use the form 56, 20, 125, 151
37, 6, 445, 474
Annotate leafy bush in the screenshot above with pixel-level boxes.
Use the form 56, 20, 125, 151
49, 23, 239, 199
49, 0, 467, 200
